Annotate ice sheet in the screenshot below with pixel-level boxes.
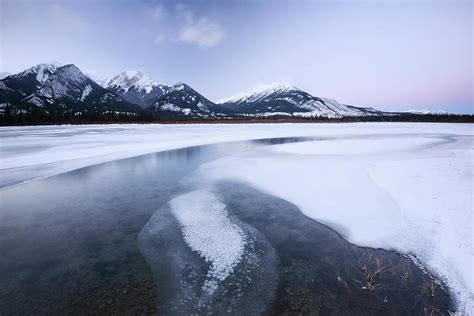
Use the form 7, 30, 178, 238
0, 123, 471, 189
1, 122, 472, 312
169, 190, 245, 294
192, 131, 473, 313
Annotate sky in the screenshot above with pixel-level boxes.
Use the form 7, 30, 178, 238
1, 0, 473, 113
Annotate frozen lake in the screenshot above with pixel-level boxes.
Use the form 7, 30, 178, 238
0, 123, 472, 314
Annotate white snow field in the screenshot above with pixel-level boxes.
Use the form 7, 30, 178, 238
0, 123, 472, 311
0, 123, 470, 188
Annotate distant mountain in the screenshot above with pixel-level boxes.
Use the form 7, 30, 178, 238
105, 70, 169, 108
0, 63, 59, 102
2, 63, 412, 122
405, 109, 451, 115
0, 72, 11, 80
150, 83, 230, 118
218, 83, 382, 118
0, 63, 140, 114
87, 73, 109, 88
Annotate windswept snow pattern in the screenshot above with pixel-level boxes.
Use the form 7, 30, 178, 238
169, 190, 246, 294
1, 123, 470, 190
194, 132, 474, 313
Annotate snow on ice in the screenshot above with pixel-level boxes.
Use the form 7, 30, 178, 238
169, 190, 245, 294
192, 130, 473, 313
0, 122, 472, 312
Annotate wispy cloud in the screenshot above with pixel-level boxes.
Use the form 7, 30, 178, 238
178, 17, 225, 48
148, 4, 166, 21
144, 2, 225, 48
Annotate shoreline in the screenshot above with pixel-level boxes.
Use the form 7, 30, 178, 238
1, 113, 474, 127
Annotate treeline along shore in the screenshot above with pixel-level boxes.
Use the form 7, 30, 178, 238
1, 107, 472, 126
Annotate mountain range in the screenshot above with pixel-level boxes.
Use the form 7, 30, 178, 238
0, 62, 401, 119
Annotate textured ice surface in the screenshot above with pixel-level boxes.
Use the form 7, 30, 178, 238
1, 123, 471, 189
169, 190, 245, 294
1, 123, 472, 311
369, 145, 473, 313
275, 136, 444, 155
138, 189, 278, 314
194, 131, 473, 313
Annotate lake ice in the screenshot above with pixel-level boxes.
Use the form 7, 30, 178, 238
0, 122, 472, 313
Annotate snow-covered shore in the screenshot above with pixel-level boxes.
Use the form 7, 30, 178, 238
1, 122, 472, 312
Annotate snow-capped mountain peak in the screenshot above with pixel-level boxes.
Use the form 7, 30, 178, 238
0, 63, 141, 114
0, 72, 11, 80
405, 109, 451, 115
55, 64, 86, 80
107, 70, 157, 93
150, 81, 222, 118
1, 63, 389, 119
13, 63, 60, 84
170, 82, 192, 92
44, 60, 63, 67
103, 70, 169, 108
34, 64, 99, 101
217, 82, 298, 104
216, 82, 383, 118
